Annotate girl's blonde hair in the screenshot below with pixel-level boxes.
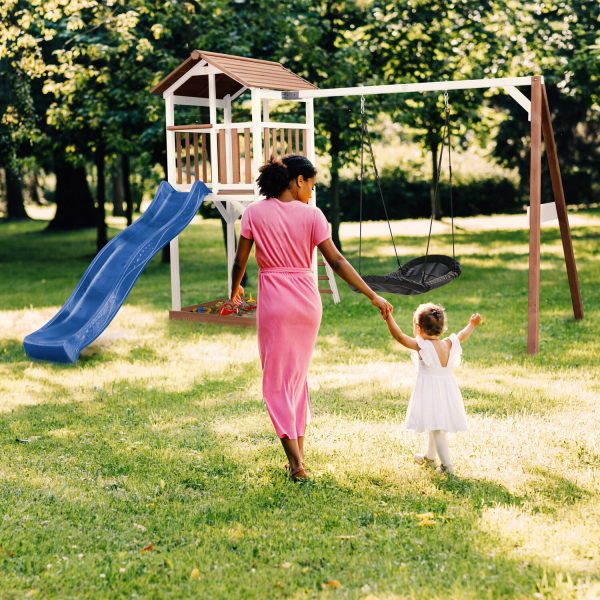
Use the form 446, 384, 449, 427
413, 303, 447, 336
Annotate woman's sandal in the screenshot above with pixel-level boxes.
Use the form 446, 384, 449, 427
289, 466, 309, 482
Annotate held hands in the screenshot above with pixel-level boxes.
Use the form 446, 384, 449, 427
371, 294, 393, 319
470, 313, 482, 327
231, 285, 244, 306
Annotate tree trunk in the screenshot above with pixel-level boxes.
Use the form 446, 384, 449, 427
329, 123, 343, 251
95, 140, 108, 252
430, 141, 442, 220
111, 161, 125, 217
26, 169, 44, 205
48, 158, 96, 230
122, 154, 133, 226
5, 165, 29, 220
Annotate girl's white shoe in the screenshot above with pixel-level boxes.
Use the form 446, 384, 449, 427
438, 463, 455, 475
413, 453, 436, 467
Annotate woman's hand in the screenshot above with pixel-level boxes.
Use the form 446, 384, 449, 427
231, 284, 244, 306
371, 294, 393, 319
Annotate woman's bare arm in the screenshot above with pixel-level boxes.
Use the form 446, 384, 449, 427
317, 238, 392, 319
230, 235, 254, 302
385, 314, 419, 350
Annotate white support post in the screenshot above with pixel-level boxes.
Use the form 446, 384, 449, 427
208, 73, 219, 189
504, 85, 532, 120
165, 93, 181, 311
306, 97, 340, 303
212, 199, 242, 298
226, 207, 236, 298
224, 94, 233, 184
306, 98, 319, 278
251, 88, 263, 195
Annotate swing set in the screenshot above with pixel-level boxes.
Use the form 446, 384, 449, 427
280, 74, 584, 353
152, 51, 582, 354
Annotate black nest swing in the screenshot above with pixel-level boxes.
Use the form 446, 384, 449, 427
350, 93, 461, 296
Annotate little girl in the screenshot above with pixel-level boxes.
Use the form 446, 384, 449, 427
385, 303, 482, 474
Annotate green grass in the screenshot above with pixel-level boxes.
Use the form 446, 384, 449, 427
1, 210, 599, 599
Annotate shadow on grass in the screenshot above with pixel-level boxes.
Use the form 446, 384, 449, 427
0, 371, 595, 597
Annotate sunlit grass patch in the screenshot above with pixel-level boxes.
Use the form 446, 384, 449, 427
0, 213, 598, 597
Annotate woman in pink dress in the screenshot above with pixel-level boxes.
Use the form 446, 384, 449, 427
231, 155, 392, 481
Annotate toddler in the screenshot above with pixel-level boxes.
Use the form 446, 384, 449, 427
385, 303, 482, 474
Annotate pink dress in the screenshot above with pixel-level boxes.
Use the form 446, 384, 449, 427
240, 198, 330, 439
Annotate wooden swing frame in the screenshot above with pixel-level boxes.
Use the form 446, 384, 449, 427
276, 75, 584, 354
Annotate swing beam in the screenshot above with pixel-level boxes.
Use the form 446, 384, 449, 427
268, 75, 583, 355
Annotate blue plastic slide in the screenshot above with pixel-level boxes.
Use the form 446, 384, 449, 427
24, 180, 211, 364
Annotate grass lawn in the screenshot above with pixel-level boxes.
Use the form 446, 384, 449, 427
1, 208, 599, 599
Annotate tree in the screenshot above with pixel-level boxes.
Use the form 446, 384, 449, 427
488, 0, 600, 204
365, 0, 500, 219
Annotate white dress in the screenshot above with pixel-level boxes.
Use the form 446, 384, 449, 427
405, 334, 468, 433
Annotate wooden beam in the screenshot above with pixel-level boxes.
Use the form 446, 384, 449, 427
541, 84, 584, 320
184, 133, 191, 183
218, 129, 227, 184
167, 123, 212, 131
244, 129, 251, 183
193, 133, 199, 181
175, 132, 183, 185
528, 76, 543, 354
232, 128, 240, 183
201, 133, 208, 182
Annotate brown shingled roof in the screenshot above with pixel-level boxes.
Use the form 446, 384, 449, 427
150, 50, 317, 99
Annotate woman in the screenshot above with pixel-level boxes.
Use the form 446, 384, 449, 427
231, 155, 392, 481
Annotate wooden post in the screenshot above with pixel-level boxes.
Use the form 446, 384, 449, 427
218, 130, 226, 183
193, 133, 199, 181
184, 132, 191, 184
251, 88, 263, 197
232, 129, 240, 183
244, 129, 251, 183
528, 76, 543, 354
263, 98, 270, 161
224, 95, 233, 184
208, 73, 219, 189
201, 133, 208, 182
165, 93, 181, 311
541, 84, 584, 320
175, 133, 183, 185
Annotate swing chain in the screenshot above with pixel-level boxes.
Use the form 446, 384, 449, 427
359, 96, 401, 269
358, 96, 365, 274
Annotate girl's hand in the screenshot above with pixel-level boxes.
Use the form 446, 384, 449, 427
231, 285, 244, 306
470, 313, 482, 326
371, 294, 393, 319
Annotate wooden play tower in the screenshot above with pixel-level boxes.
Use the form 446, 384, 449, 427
150, 50, 340, 322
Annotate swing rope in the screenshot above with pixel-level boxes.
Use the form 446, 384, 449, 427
349, 92, 462, 296
359, 96, 401, 272
424, 91, 456, 262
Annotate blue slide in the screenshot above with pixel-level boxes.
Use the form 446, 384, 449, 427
24, 180, 211, 364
